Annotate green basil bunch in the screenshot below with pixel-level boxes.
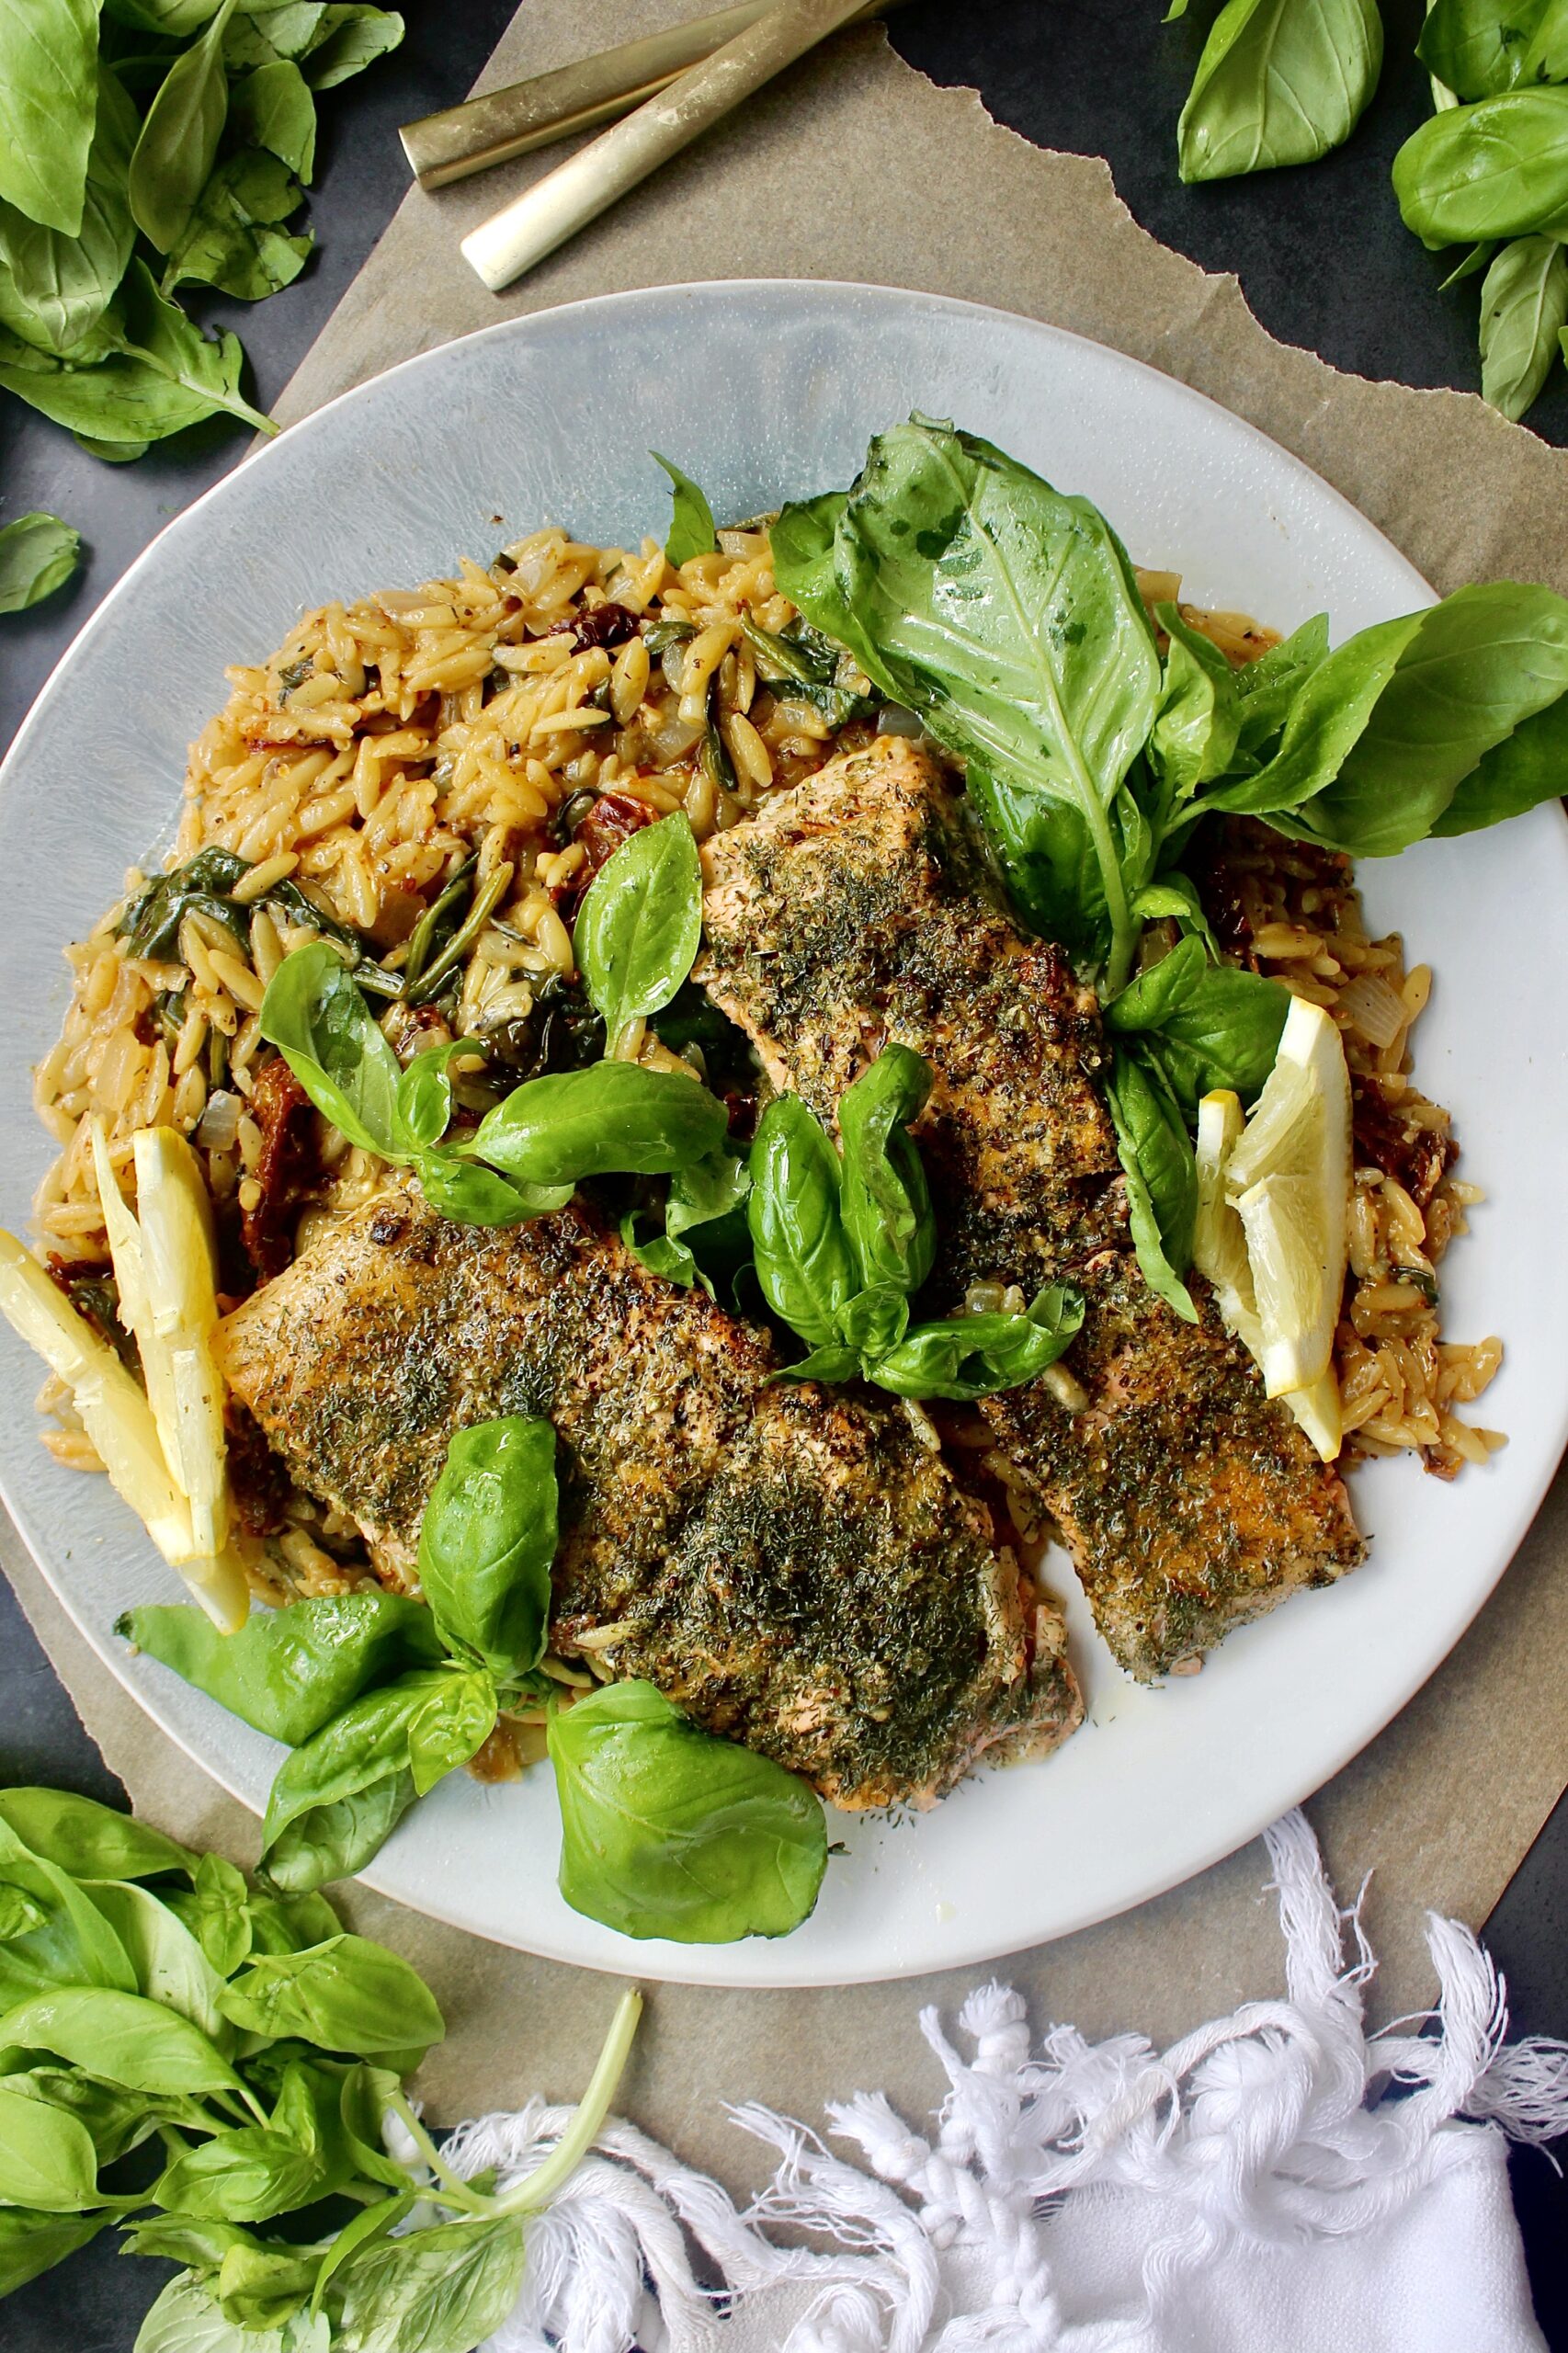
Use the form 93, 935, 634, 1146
746, 1044, 1085, 1399
776, 416, 1568, 1318
258, 939, 728, 1229
0, 2, 403, 467
121, 1415, 561, 1893
0, 1782, 645, 2349
1395, 0, 1568, 420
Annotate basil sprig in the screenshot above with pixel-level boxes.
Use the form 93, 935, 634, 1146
258, 941, 728, 1228
0, 1781, 651, 2345
745, 1045, 1085, 1400
121, 1415, 562, 1894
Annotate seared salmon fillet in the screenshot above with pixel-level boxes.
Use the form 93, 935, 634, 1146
213, 1188, 1081, 1808
698, 737, 1365, 1679
697, 734, 1124, 1290
981, 1255, 1363, 1678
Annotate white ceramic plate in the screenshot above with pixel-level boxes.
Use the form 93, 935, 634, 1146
3, 282, 1564, 1989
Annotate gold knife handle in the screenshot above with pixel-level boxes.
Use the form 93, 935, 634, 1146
402, 0, 895, 190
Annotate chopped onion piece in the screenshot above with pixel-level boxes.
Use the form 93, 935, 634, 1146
1337, 973, 1407, 1051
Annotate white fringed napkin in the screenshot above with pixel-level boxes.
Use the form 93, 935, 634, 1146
427, 1813, 1567, 2353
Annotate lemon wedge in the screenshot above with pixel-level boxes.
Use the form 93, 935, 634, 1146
1221, 995, 1352, 1404
1191, 1011, 1346, 1468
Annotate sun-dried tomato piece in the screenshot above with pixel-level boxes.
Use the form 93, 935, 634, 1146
241, 1056, 319, 1282
1353, 1082, 1457, 1209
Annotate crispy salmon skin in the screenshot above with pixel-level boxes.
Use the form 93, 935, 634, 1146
213, 1189, 1082, 1808
698, 737, 1365, 1679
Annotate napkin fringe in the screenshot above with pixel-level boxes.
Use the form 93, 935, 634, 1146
438, 1809, 1568, 2352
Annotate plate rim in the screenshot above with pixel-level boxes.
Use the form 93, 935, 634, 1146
3, 276, 1564, 1988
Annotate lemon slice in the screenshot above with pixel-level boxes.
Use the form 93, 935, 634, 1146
1193, 1076, 1345, 1463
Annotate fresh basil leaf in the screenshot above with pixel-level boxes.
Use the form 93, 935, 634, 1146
1522, 0, 1568, 80
0, 2205, 105, 2298
836, 1045, 936, 1299
404, 1665, 498, 1798
1177, 0, 1383, 182
549, 1680, 827, 1942
746, 1095, 858, 1351
0, 1787, 194, 1881
1105, 934, 1206, 1029
869, 1285, 1085, 1401
416, 1415, 557, 1678
119, 1593, 445, 1745
0, 1985, 246, 2095
1286, 581, 1568, 853
1129, 874, 1221, 958
258, 1671, 476, 1893
0, 509, 81, 611
774, 1341, 862, 1383
415, 1149, 563, 1227
0, 0, 101, 235
835, 1283, 911, 1361
651, 451, 718, 566
131, 0, 238, 252
299, 4, 404, 90
1418, 0, 1546, 97
0, 256, 273, 441
229, 57, 316, 177
1432, 680, 1568, 831
259, 938, 403, 1154
216, 2237, 321, 2332
121, 2211, 260, 2266
1232, 611, 1330, 754
0, 1822, 139, 2008
244, 1888, 342, 1958
0, 67, 136, 356
162, 147, 312, 301
1199, 610, 1426, 818
136, 2266, 296, 2353
1479, 233, 1568, 417
1394, 89, 1568, 245
222, 1932, 443, 2056
0, 1885, 47, 1936
1441, 238, 1500, 287
1108, 941, 1290, 1113
620, 1212, 701, 1290
575, 811, 702, 1040
335, 2063, 415, 2193
0, 2082, 100, 2211
154, 2124, 325, 2224
82, 1879, 233, 2041
304, 2186, 415, 2323
5, 2065, 200, 2165
223, 6, 309, 69
260, 1771, 415, 1899
392, 1037, 475, 1151
184, 1852, 253, 1975
1149, 604, 1243, 797
334, 2213, 525, 2353
1105, 1047, 1199, 1322
472, 1060, 727, 1186
623, 1138, 752, 1292
776, 417, 1160, 985
669, 1144, 752, 1252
